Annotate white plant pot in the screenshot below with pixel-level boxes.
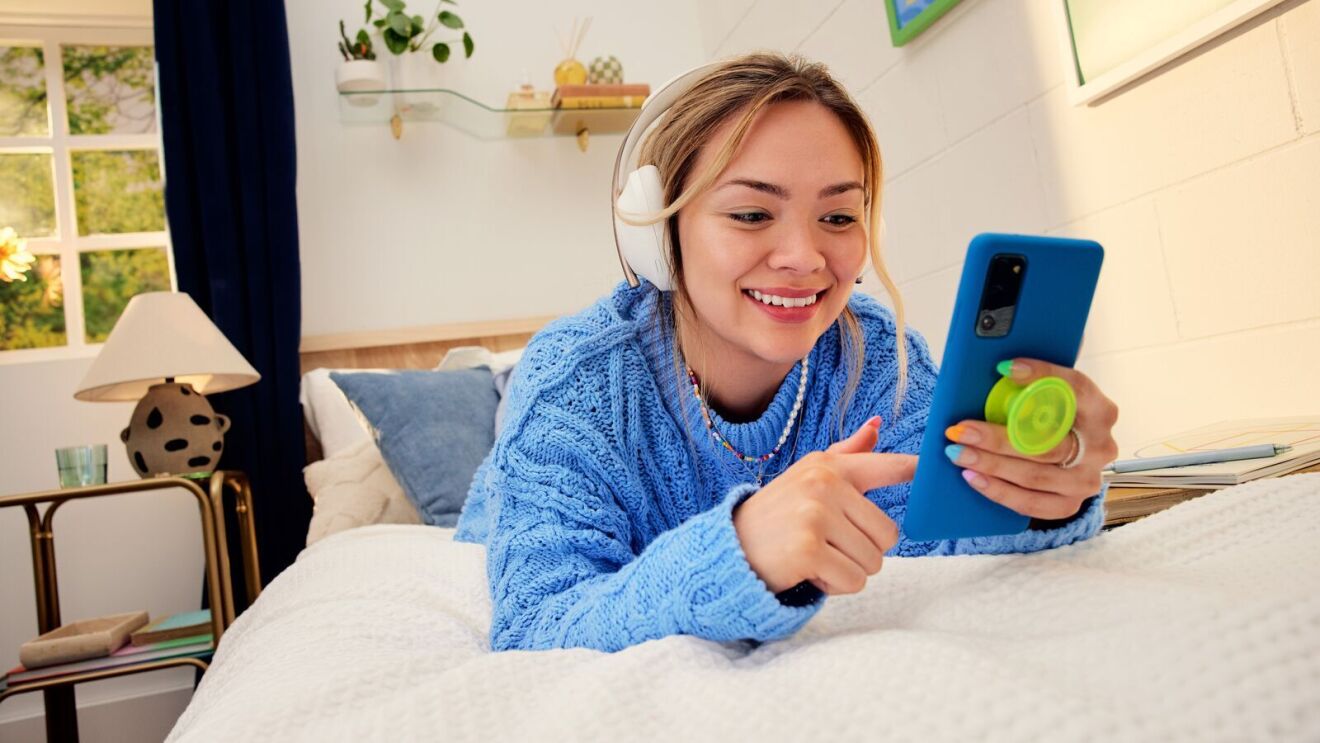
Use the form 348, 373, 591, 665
336, 60, 387, 106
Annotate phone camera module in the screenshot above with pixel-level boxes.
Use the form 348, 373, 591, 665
976, 254, 1025, 338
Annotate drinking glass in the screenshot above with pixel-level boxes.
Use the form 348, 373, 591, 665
56, 444, 108, 488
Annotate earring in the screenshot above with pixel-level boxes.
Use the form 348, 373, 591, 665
855, 276, 864, 284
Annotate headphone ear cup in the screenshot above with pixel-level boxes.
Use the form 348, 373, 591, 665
615, 164, 672, 291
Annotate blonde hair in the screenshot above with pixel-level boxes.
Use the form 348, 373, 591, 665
619, 52, 910, 434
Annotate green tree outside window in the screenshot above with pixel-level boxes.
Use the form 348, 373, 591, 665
1, 42, 171, 352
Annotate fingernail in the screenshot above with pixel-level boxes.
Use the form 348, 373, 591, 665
867, 416, 882, 429
961, 469, 986, 488
945, 424, 981, 445
997, 359, 1030, 380
944, 444, 976, 465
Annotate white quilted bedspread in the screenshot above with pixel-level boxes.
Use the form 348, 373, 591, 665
169, 474, 1320, 742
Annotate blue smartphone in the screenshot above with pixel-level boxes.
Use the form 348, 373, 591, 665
903, 233, 1104, 540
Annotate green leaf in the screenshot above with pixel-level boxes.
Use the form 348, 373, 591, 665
462, 31, 473, 58
356, 29, 371, 47
388, 11, 411, 36
372, 18, 386, 28
432, 42, 451, 63
438, 10, 463, 29
379, 0, 403, 10
382, 27, 409, 54
339, 18, 353, 49
363, 0, 372, 23
411, 15, 425, 33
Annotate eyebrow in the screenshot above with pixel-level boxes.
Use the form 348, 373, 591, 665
718, 178, 863, 200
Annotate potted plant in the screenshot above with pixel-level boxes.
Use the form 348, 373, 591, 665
370, 0, 474, 65
336, 13, 385, 99
368, 0, 475, 110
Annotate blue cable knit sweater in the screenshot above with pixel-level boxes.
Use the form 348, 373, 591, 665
454, 283, 1105, 652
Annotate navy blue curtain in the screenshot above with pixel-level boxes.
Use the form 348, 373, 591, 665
154, 0, 309, 595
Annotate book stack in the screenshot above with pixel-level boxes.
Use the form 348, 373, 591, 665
551, 83, 650, 136
551, 83, 651, 109
1101, 415, 1320, 525
1103, 416, 1320, 488
3, 610, 213, 688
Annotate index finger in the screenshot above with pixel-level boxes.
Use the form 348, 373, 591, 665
830, 452, 918, 493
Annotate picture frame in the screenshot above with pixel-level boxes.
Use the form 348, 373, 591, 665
1058, 0, 1290, 106
884, 0, 963, 47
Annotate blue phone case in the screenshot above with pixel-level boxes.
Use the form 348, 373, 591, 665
903, 233, 1103, 540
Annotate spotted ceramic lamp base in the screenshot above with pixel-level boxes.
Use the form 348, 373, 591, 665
120, 382, 230, 477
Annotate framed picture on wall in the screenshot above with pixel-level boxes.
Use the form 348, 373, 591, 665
884, 0, 963, 47
1059, 0, 1289, 106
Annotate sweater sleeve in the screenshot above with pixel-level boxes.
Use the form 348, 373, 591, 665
476, 426, 821, 653
860, 312, 1105, 557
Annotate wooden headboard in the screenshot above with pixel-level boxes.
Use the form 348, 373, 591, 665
298, 315, 554, 462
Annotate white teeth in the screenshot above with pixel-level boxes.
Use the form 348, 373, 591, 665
746, 290, 820, 308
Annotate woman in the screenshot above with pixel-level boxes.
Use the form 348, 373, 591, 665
455, 53, 1119, 653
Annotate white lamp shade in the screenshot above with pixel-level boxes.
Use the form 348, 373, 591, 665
75, 291, 261, 402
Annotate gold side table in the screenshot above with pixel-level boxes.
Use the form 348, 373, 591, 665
0, 470, 262, 743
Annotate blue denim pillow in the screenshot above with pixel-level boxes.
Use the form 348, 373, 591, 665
330, 368, 498, 527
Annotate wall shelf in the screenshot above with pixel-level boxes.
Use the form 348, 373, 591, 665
337, 87, 642, 142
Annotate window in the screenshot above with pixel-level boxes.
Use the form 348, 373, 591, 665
0, 24, 173, 360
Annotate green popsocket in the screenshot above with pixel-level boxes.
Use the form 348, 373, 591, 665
984, 372, 1076, 456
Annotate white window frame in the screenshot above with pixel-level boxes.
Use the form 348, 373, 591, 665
1058, 0, 1290, 106
0, 20, 174, 364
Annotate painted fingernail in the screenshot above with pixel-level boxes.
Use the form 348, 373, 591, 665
944, 444, 977, 465
997, 359, 1031, 380
962, 469, 987, 488
867, 416, 883, 429
945, 424, 981, 445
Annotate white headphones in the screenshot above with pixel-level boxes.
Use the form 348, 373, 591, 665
610, 61, 881, 292
611, 63, 724, 292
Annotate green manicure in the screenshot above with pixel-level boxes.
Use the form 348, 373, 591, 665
996, 359, 1014, 377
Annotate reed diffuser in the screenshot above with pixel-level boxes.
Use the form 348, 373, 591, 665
553, 17, 591, 86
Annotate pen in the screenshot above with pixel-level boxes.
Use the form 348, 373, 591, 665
1103, 443, 1293, 473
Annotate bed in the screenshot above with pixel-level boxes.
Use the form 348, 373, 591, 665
166, 323, 1320, 742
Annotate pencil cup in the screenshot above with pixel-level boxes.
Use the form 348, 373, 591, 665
56, 444, 108, 488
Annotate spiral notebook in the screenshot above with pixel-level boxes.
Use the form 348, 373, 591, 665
1102, 415, 1320, 488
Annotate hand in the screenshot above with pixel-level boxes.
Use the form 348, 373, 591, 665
944, 358, 1120, 521
733, 417, 917, 595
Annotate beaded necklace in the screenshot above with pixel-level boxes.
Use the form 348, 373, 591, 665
685, 356, 810, 484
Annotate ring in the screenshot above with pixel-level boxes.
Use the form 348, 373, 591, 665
1057, 428, 1085, 469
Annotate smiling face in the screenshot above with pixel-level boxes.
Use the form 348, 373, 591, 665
675, 99, 868, 374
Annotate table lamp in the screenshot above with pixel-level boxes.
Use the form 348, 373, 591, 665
74, 292, 261, 478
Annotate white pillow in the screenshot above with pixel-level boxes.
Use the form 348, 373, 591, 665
435, 345, 523, 374
304, 438, 421, 546
299, 368, 384, 459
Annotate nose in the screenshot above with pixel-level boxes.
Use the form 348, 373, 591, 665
765, 217, 827, 275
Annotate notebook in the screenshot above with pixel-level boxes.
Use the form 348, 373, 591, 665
1102, 415, 1320, 488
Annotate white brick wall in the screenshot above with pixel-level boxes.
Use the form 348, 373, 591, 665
700, 0, 1320, 450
